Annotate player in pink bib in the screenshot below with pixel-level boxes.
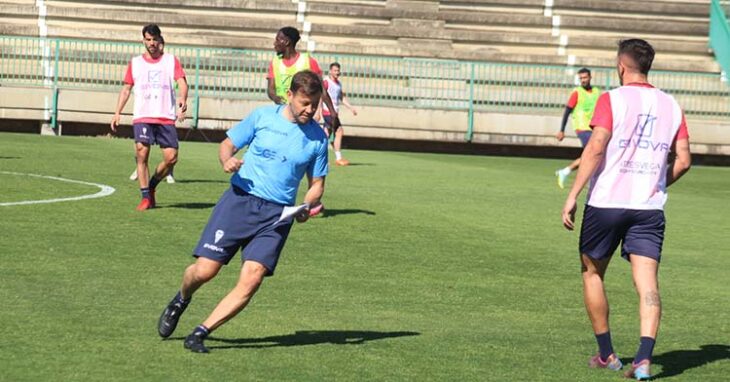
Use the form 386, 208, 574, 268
561, 39, 692, 381
111, 24, 187, 211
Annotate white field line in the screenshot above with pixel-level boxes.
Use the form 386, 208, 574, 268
0, 171, 116, 206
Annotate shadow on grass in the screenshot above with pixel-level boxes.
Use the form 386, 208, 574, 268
337, 163, 374, 166
205, 330, 420, 349
0, 156, 21, 159
173, 179, 228, 184
621, 344, 730, 380
322, 209, 376, 218
160, 202, 216, 209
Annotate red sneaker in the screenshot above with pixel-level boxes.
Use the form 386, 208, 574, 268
588, 353, 623, 371
136, 198, 153, 211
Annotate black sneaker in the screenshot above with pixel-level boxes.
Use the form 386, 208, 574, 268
184, 333, 209, 353
157, 297, 188, 338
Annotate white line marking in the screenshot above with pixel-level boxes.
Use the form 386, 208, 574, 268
0, 171, 116, 206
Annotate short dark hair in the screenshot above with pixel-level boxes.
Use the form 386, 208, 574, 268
142, 24, 162, 39
618, 39, 655, 75
290, 70, 322, 96
577, 67, 591, 75
278, 27, 300, 45
329, 62, 341, 70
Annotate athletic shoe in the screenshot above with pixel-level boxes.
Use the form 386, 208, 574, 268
129, 169, 138, 181
184, 332, 209, 353
309, 203, 324, 217
136, 198, 153, 211
166, 174, 175, 184
588, 353, 623, 371
556, 169, 568, 189
335, 158, 350, 166
149, 189, 156, 208
157, 296, 188, 338
624, 360, 651, 380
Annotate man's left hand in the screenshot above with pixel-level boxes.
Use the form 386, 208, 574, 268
177, 100, 187, 122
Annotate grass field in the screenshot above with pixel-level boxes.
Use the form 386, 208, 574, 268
1, 132, 728, 381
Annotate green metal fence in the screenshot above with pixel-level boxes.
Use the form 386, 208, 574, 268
710, 0, 730, 77
1, 35, 729, 141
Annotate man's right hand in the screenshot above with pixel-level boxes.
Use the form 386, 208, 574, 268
273, 96, 285, 105
222, 157, 243, 173
110, 114, 121, 132
555, 131, 565, 142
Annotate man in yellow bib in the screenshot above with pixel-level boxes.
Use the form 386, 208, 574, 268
266, 26, 338, 217
267, 27, 339, 127
555, 68, 601, 189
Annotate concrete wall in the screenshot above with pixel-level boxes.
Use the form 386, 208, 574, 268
1, 85, 728, 157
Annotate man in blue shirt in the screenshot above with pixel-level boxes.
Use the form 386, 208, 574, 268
157, 71, 328, 353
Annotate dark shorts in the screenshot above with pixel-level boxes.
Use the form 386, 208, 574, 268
133, 123, 179, 149
580, 205, 665, 262
193, 186, 294, 276
323, 115, 339, 135
577, 130, 592, 147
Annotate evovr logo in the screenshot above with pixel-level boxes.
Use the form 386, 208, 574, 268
634, 114, 657, 137
148, 70, 161, 84
619, 113, 668, 152
214, 229, 224, 244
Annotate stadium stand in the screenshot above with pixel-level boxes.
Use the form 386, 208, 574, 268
1, 0, 729, 157
0, 0, 719, 72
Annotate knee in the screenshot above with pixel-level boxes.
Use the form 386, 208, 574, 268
188, 263, 219, 284
136, 147, 149, 160
165, 153, 178, 167
237, 273, 264, 293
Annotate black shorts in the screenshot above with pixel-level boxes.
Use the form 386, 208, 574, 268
580, 205, 665, 262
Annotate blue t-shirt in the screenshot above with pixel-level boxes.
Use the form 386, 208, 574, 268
226, 105, 329, 205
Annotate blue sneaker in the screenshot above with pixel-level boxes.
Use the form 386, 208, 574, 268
624, 359, 651, 380
588, 353, 623, 371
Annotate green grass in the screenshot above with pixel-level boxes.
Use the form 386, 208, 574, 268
0, 132, 728, 381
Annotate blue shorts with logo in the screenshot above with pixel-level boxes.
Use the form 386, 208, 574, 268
133, 123, 179, 149
577, 130, 592, 147
193, 185, 294, 276
580, 205, 665, 262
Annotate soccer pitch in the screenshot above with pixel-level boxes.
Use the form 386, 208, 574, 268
1, 132, 728, 381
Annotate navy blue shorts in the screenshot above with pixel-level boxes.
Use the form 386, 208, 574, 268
580, 205, 665, 262
577, 130, 592, 147
193, 186, 294, 276
323, 115, 339, 136
133, 123, 179, 149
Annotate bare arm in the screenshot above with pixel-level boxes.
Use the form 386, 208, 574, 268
110, 84, 132, 132
666, 138, 691, 187
562, 126, 612, 230
556, 106, 574, 142
267, 77, 284, 104
296, 176, 326, 223
176, 77, 189, 122
340, 91, 357, 115
321, 88, 340, 130
219, 138, 243, 173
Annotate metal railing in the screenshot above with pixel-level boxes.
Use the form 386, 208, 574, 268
710, 0, 730, 77
1, 35, 729, 141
